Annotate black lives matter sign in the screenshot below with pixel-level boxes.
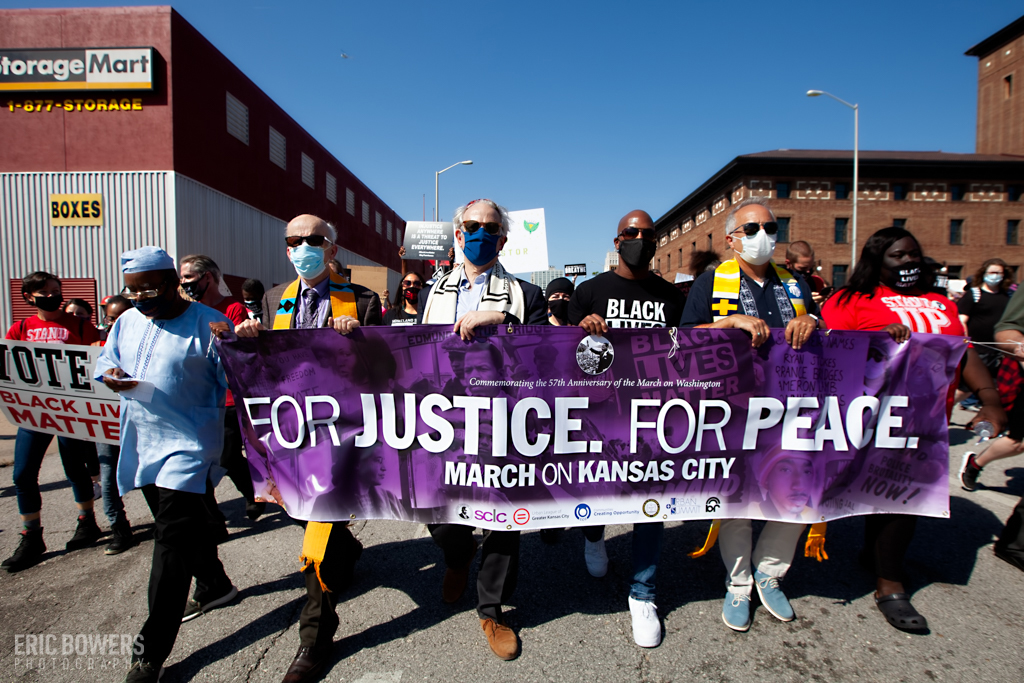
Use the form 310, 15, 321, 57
0, 47, 155, 92
565, 264, 587, 276
402, 222, 454, 260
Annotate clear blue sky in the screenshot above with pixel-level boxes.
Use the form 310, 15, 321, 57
13, 1, 1023, 279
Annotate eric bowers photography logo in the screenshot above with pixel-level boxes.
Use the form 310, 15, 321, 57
14, 633, 142, 672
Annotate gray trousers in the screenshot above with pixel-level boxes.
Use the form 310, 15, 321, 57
718, 519, 806, 596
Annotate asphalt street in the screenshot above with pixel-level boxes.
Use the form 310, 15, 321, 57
0, 409, 1022, 683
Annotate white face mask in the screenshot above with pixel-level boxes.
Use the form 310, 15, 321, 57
735, 229, 777, 266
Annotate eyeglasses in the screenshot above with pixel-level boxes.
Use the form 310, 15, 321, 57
285, 235, 333, 249
120, 284, 166, 301
618, 227, 657, 241
102, 316, 117, 325
461, 220, 502, 236
733, 221, 779, 237
401, 280, 423, 288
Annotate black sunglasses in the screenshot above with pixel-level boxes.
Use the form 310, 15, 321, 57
734, 221, 779, 237
461, 220, 502, 236
285, 235, 333, 248
619, 226, 657, 241
402, 280, 423, 288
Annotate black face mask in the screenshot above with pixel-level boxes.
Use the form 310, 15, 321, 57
618, 239, 657, 270
548, 299, 569, 322
886, 264, 922, 290
244, 300, 262, 315
182, 277, 209, 302
32, 295, 63, 312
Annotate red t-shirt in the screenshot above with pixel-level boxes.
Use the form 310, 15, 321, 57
212, 297, 246, 408
821, 285, 964, 336
822, 285, 965, 415
5, 313, 101, 345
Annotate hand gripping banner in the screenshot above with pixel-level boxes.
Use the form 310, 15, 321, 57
217, 326, 966, 530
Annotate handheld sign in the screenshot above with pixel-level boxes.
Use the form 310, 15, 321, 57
402, 222, 454, 260
564, 263, 587, 277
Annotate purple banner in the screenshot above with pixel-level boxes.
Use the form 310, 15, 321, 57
218, 326, 965, 530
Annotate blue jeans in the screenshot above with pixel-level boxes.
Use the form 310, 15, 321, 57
12, 428, 95, 515
630, 521, 664, 602
96, 443, 127, 526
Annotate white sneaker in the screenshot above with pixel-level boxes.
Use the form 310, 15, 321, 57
584, 537, 608, 577
628, 596, 661, 647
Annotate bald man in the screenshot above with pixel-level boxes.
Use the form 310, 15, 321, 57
567, 209, 685, 648
235, 214, 380, 683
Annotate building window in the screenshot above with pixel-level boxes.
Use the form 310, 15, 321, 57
1009, 220, 1021, 246
834, 217, 849, 244
893, 184, 906, 201
950, 184, 964, 201
268, 126, 286, 170
362, 201, 370, 226
346, 188, 356, 215
375, 211, 382, 234
1009, 186, 1021, 202
325, 173, 337, 203
1005, 74, 1014, 100
678, 248, 683, 268
691, 241, 696, 253
893, 218, 906, 228
835, 183, 848, 200
225, 92, 248, 145
776, 217, 791, 243
776, 182, 791, 199
832, 265, 848, 289
301, 153, 315, 189
387, 220, 393, 242
949, 219, 964, 244
396, 227, 402, 246
946, 265, 963, 279
706, 233, 713, 251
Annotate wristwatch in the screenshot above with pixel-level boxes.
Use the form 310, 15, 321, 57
807, 313, 821, 327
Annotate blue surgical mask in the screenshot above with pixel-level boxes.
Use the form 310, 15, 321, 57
289, 244, 327, 279
462, 230, 501, 266
984, 273, 1003, 287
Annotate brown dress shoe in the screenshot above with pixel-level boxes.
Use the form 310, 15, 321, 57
480, 618, 519, 660
282, 645, 330, 683
442, 540, 478, 603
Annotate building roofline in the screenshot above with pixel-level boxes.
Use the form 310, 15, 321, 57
965, 14, 1024, 57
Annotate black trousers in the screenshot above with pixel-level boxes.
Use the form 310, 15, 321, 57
221, 406, 257, 505
864, 513, 918, 583
428, 524, 520, 620
298, 523, 363, 651
996, 497, 1024, 560
138, 484, 231, 666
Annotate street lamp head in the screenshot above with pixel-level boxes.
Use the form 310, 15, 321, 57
461, 160, 473, 165
806, 90, 823, 97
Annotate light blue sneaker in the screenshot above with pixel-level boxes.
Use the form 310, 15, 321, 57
722, 591, 751, 631
754, 570, 795, 622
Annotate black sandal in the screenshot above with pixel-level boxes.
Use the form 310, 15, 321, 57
874, 593, 928, 631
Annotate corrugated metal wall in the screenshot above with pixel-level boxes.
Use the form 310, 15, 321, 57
174, 174, 400, 293
0, 171, 174, 332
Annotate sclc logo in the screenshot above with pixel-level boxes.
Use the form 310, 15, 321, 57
474, 509, 507, 523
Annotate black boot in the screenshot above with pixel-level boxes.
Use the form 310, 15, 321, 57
66, 515, 102, 550
2, 528, 46, 572
105, 520, 136, 555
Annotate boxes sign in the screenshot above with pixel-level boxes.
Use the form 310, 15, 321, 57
50, 193, 103, 226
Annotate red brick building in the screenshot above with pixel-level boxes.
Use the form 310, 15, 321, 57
0, 6, 416, 329
654, 15, 1024, 288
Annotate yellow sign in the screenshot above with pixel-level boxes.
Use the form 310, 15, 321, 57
50, 194, 103, 226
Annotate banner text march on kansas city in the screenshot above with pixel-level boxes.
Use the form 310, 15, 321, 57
218, 326, 965, 530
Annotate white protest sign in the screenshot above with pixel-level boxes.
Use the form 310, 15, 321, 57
454, 208, 549, 274
0, 340, 121, 444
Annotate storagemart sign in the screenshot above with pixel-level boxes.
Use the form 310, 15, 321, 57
0, 48, 155, 92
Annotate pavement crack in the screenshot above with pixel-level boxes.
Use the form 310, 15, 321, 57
243, 588, 305, 683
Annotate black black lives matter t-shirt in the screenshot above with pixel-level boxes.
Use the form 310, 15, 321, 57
568, 271, 686, 328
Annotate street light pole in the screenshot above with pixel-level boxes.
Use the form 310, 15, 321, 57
435, 160, 473, 223
807, 90, 859, 271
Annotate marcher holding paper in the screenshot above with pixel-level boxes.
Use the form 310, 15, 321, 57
681, 196, 821, 634
96, 247, 237, 683
420, 198, 546, 661
822, 226, 1006, 631
3, 272, 102, 572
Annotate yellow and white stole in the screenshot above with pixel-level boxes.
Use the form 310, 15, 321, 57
272, 271, 358, 330
710, 259, 806, 322
274, 271, 358, 591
